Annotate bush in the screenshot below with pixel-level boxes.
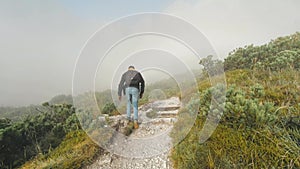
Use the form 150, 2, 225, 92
101, 102, 118, 116
0, 103, 79, 169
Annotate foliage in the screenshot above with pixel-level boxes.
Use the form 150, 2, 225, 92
199, 55, 224, 76
225, 32, 300, 71
101, 102, 118, 116
0, 103, 80, 169
0, 118, 11, 129
171, 67, 300, 169
172, 123, 299, 169
20, 130, 102, 169
95, 90, 114, 111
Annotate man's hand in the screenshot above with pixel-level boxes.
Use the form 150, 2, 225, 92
118, 96, 122, 101
139, 93, 143, 99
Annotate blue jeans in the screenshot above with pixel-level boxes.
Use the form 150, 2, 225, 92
125, 87, 139, 121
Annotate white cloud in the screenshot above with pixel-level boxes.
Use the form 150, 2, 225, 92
0, 0, 103, 106
1, 0, 300, 106
164, 0, 300, 58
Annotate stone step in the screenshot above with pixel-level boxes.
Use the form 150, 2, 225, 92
148, 117, 177, 123
156, 110, 179, 117
152, 106, 181, 111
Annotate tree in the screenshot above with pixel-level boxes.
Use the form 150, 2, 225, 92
199, 55, 224, 76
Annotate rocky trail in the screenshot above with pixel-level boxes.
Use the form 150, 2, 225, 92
86, 97, 181, 169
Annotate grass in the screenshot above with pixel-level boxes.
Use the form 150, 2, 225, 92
172, 122, 300, 169
171, 69, 300, 169
20, 130, 102, 169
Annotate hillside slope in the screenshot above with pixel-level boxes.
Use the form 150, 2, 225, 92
171, 32, 300, 169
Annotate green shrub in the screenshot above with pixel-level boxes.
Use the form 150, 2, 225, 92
224, 32, 300, 71
101, 102, 118, 116
0, 103, 79, 169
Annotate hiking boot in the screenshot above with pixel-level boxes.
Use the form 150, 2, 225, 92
134, 121, 139, 129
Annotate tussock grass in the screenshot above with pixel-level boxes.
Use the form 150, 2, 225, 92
20, 130, 102, 169
171, 69, 300, 169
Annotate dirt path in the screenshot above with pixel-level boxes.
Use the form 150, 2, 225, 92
86, 97, 181, 169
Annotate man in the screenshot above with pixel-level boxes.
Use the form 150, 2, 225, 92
118, 65, 145, 129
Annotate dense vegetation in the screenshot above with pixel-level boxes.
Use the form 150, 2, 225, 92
225, 32, 300, 71
171, 32, 300, 168
0, 103, 81, 168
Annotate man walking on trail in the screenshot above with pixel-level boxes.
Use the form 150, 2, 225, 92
118, 66, 145, 129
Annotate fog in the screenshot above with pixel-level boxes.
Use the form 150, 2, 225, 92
0, 0, 299, 106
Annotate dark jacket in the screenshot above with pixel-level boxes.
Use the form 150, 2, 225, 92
118, 70, 145, 96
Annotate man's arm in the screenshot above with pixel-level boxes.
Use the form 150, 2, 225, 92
118, 74, 125, 97
138, 73, 145, 98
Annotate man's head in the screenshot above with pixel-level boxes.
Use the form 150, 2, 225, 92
128, 65, 135, 70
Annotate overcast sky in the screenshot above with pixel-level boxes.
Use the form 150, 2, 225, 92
0, 0, 299, 106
